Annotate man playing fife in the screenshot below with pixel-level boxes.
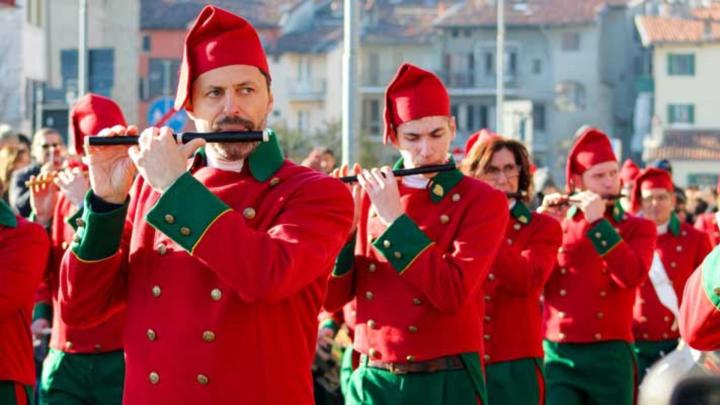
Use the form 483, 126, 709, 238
324, 63, 508, 404
541, 127, 656, 405
630, 168, 711, 378
58, 6, 353, 404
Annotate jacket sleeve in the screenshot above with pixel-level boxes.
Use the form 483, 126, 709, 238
495, 214, 563, 295
145, 172, 355, 304
371, 187, 509, 313
0, 219, 49, 320
586, 217, 656, 289
680, 247, 720, 350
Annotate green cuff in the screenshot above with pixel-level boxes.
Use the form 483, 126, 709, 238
587, 219, 622, 256
146, 172, 231, 253
701, 248, 720, 309
373, 214, 433, 274
72, 192, 128, 261
320, 319, 340, 334
33, 302, 52, 321
332, 238, 356, 277
66, 206, 84, 232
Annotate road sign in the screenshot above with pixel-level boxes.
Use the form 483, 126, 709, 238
147, 96, 187, 133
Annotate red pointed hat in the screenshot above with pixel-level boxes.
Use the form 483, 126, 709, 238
465, 129, 501, 155
620, 159, 641, 187
383, 63, 450, 144
565, 126, 617, 191
631, 167, 674, 213
71, 93, 126, 156
175, 6, 270, 111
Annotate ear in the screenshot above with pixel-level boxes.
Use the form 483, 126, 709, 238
448, 116, 457, 141
572, 174, 584, 190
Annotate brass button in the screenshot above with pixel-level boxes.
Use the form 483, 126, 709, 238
197, 374, 209, 385
452, 193, 461, 202
367, 320, 377, 329
94, 344, 102, 352
596, 312, 604, 319
559, 247, 566, 253
407, 325, 418, 333
594, 333, 602, 341
664, 316, 671, 322
180, 227, 191, 236
559, 289, 567, 297
676, 245, 683, 252
75, 218, 86, 227
600, 240, 608, 247
483, 354, 491, 362
643, 333, 649, 339
412, 298, 422, 305
164, 214, 175, 224
507, 238, 513, 245
202, 330, 216, 343
484, 295, 492, 302
365, 291, 374, 300
594, 232, 602, 238
210, 288, 222, 301
560, 268, 568, 275
558, 311, 566, 319
406, 355, 415, 363
484, 315, 492, 322
488, 273, 496, 281
368, 263, 377, 272
147, 329, 157, 341
368, 348, 379, 358
513, 223, 521, 231
599, 290, 607, 298
149, 372, 160, 384
558, 333, 566, 340
484, 334, 491, 341
151, 285, 162, 297
157, 243, 167, 256
394, 251, 402, 259
61, 241, 69, 250
243, 208, 256, 220
440, 214, 450, 224
662, 333, 669, 339
383, 240, 391, 248
65, 341, 73, 350
269, 177, 280, 186
671, 262, 677, 268
714, 287, 720, 297
73, 234, 82, 243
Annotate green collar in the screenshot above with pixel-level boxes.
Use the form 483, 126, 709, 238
0, 199, 17, 228
510, 200, 532, 225
192, 129, 284, 182
668, 212, 681, 237
393, 156, 463, 204
566, 199, 626, 222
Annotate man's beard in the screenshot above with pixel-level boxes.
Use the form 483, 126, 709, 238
207, 115, 265, 161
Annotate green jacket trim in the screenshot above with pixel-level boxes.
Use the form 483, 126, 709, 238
72, 192, 128, 261
0, 199, 17, 228
587, 218, 623, 256
332, 238, 356, 277
373, 214, 434, 274
392, 157, 463, 203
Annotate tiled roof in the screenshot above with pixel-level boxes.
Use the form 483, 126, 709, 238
645, 129, 720, 161
270, 25, 343, 54
635, 15, 720, 45
141, 0, 302, 30
434, 0, 620, 28
693, 3, 720, 21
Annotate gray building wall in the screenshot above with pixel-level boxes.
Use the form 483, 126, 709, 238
0, 4, 24, 130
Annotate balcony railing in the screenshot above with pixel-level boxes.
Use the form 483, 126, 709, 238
287, 78, 327, 101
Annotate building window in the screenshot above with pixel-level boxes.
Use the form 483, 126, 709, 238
444, 53, 475, 87
668, 104, 695, 124
505, 50, 518, 77
60, 48, 115, 97
555, 81, 586, 112
26, 0, 43, 27
533, 103, 546, 131
466, 104, 475, 131
142, 35, 151, 52
362, 99, 381, 135
484, 52, 494, 76
667, 54, 695, 76
532, 59, 542, 74
297, 110, 309, 132
561, 32, 580, 51
479, 105, 489, 129
148, 58, 181, 99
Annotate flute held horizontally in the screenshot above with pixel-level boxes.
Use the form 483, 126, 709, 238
339, 163, 457, 183
86, 130, 269, 146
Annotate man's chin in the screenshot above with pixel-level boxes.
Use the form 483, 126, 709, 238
209, 142, 259, 161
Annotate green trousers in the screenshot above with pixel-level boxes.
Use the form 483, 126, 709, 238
346, 353, 486, 405
544, 340, 636, 405
0, 381, 33, 405
634, 339, 679, 380
486, 358, 544, 405
38, 349, 124, 405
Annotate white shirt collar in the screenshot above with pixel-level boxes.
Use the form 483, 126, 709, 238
657, 221, 669, 235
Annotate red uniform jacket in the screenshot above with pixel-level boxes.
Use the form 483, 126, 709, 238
0, 204, 49, 385
633, 217, 711, 342
680, 247, 720, 350
694, 212, 720, 247
544, 203, 656, 343
33, 193, 125, 353
482, 202, 562, 364
58, 135, 354, 404
325, 161, 508, 364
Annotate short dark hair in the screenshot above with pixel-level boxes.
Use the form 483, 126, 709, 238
461, 137, 533, 201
